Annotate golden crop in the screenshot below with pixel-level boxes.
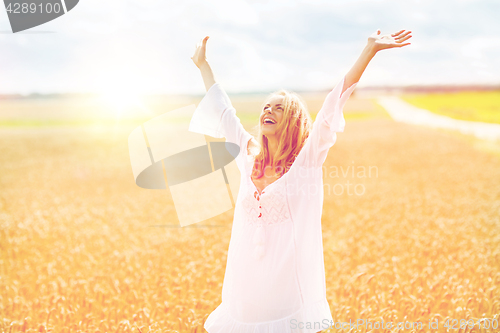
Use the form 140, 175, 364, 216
1, 94, 499, 332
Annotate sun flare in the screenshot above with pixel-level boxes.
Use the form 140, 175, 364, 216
99, 88, 150, 120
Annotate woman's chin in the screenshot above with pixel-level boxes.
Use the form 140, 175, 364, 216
261, 125, 277, 135
261, 129, 275, 136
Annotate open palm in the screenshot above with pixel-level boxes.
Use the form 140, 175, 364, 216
368, 29, 412, 52
191, 36, 209, 69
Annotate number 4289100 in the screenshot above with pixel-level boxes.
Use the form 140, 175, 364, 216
6, 3, 63, 14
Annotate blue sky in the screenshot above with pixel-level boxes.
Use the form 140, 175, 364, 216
0, 0, 498, 95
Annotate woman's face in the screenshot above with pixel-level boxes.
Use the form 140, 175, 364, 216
260, 95, 284, 137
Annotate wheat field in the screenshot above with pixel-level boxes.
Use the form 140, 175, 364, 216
0, 93, 499, 333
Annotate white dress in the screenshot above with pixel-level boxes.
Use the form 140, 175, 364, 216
188, 76, 357, 333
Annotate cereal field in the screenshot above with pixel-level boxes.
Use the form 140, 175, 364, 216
1, 93, 499, 332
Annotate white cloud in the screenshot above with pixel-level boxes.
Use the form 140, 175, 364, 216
460, 36, 500, 60
206, 0, 259, 26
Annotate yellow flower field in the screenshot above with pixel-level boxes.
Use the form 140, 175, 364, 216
401, 91, 500, 124
0, 94, 499, 332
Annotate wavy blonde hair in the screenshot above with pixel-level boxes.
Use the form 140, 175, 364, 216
251, 89, 313, 179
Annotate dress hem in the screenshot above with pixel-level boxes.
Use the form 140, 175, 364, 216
204, 298, 334, 333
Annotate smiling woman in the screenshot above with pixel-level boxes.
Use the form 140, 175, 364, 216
252, 89, 312, 191
188, 30, 412, 333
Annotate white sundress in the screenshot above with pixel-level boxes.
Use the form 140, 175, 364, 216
188, 76, 357, 333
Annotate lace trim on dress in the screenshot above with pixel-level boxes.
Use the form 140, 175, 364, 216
242, 168, 291, 227
241, 152, 293, 259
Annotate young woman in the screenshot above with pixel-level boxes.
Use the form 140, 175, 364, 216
189, 29, 412, 333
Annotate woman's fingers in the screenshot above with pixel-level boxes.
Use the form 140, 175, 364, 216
195, 36, 209, 51
396, 31, 412, 40
391, 37, 411, 47
391, 29, 406, 37
397, 34, 412, 43
197, 37, 205, 47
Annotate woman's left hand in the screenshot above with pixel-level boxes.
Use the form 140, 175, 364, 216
367, 29, 412, 53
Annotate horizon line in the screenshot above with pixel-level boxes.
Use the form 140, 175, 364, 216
1, 83, 499, 99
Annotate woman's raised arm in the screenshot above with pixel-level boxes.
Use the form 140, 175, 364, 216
191, 36, 216, 92
343, 29, 412, 96
188, 36, 255, 162
303, 29, 413, 167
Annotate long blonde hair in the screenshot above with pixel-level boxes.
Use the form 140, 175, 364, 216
251, 89, 313, 179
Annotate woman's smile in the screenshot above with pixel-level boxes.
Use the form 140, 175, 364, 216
262, 116, 277, 125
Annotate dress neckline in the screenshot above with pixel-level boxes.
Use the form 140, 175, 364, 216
249, 167, 284, 196
245, 136, 310, 196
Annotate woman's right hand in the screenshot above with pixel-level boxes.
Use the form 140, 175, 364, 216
191, 36, 210, 69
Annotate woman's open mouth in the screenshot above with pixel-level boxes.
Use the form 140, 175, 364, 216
263, 117, 277, 125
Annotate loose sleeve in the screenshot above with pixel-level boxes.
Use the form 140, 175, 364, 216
306, 75, 357, 167
188, 82, 254, 160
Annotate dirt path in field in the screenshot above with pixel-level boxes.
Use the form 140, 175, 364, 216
377, 96, 500, 141
0, 113, 499, 331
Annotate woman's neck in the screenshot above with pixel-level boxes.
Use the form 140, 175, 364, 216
266, 134, 279, 165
